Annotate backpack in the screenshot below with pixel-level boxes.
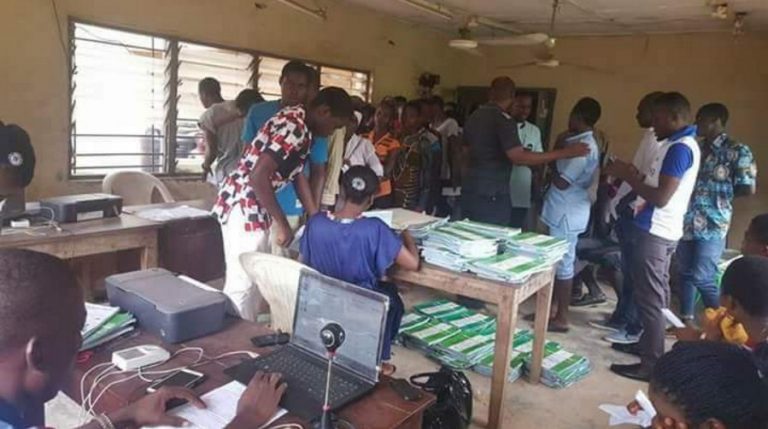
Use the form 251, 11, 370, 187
410, 366, 473, 429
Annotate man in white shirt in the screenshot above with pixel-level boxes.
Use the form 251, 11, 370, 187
509, 93, 543, 229
593, 92, 663, 344
605, 92, 701, 381
426, 96, 461, 217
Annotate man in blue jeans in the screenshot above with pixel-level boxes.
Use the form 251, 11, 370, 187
677, 103, 756, 322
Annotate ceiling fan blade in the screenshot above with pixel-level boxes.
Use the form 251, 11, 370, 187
477, 33, 549, 46
496, 61, 539, 69
560, 61, 615, 75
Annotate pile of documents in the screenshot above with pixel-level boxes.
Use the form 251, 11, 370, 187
471, 329, 535, 382
399, 299, 592, 388
449, 220, 521, 241
504, 232, 569, 264
81, 303, 136, 351
468, 251, 552, 283
421, 247, 471, 272
527, 343, 592, 389
422, 224, 500, 259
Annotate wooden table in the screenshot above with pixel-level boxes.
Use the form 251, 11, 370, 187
0, 214, 161, 269
67, 320, 435, 429
391, 264, 555, 429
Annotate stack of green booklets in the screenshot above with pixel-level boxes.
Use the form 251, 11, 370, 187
526, 343, 592, 389
468, 251, 552, 283
504, 232, 569, 264
80, 303, 136, 351
422, 224, 500, 259
400, 299, 592, 388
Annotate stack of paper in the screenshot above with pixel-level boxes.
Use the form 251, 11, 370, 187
422, 247, 470, 272
504, 232, 569, 264
450, 220, 521, 241
413, 299, 465, 318
472, 330, 535, 381
468, 251, 552, 283
524, 343, 592, 389
434, 308, 496, 334
422, 225, 499, 259
399, 319, 462, 353
81, 303, 136, 351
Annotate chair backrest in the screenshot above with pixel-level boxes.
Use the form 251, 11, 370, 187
239, 252, 315, 334
102, 171, 175, 206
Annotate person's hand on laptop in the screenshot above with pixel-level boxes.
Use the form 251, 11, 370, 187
228, 371, 287, 428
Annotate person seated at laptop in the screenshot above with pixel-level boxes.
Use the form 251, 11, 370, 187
0, 122, 35, 207
300, 166, 420, 374
0, 249, 285, 429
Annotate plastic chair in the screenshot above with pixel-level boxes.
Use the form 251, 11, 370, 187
239, 252, 316, 334
102, 171, 175, 206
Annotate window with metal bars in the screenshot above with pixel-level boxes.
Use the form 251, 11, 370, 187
69, 20, 372, 178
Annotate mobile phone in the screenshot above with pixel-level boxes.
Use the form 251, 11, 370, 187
146, 368, 206, 393
390, 378, 423, 402
251, 333, 290, 348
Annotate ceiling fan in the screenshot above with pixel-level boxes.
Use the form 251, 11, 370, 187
495, 0, 610, 74
448, 16, 550, 56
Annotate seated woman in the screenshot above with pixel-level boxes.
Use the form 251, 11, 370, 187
300, 166, 420, 374
634, 341, 768, 429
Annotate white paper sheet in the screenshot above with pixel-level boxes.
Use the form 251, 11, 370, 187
599, 390, 656, 427
146, 381, 287, 429
135, 206, 212, 222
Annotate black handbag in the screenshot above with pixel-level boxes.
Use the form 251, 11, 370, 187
410, 366, 473, 429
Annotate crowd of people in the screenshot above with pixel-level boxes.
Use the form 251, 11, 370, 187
0, 54, 766, 427
195, 59, 765, 423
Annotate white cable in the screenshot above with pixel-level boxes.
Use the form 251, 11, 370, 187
87, 373, 139, 416
83, 368, 123, 416
79, 363, 115, 421
79, 347, 257, 421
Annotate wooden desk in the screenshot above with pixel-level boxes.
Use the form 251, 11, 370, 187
391, 264, 555, 429
0, 214, 161, 269
67, 320, 435, 429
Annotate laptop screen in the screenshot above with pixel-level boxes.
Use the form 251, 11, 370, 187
293, 270, 388, 382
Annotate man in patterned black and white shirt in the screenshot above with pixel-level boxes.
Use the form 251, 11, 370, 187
213, 87, 352, 320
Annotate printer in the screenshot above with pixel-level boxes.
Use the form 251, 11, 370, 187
106, 269, 228, 343
40, 193, 123, 223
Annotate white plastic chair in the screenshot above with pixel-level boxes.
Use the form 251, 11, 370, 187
239, 252, 316, 334
102, 171, 176, 206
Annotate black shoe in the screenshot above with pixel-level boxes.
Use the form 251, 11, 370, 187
609, 363, 651, 382
572, 293, 607, 307
611, 342, 641, 357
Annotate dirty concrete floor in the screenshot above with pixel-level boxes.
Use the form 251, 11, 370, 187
48, 284, 661, 428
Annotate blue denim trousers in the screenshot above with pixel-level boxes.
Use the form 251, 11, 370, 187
676, 237, 725, 318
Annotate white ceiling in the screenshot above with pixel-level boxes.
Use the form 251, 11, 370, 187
340, 0, 768, 36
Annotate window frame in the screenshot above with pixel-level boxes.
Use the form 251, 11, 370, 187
67, 17, 372, 180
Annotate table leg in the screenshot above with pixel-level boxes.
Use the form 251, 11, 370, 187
488, 291, 518, 429
140, 242, 159, 269
529, 274, 555, 383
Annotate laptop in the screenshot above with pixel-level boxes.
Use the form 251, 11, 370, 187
224, 270, 389, 421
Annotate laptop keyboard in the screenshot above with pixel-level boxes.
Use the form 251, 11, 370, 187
242, 350, 366, 405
